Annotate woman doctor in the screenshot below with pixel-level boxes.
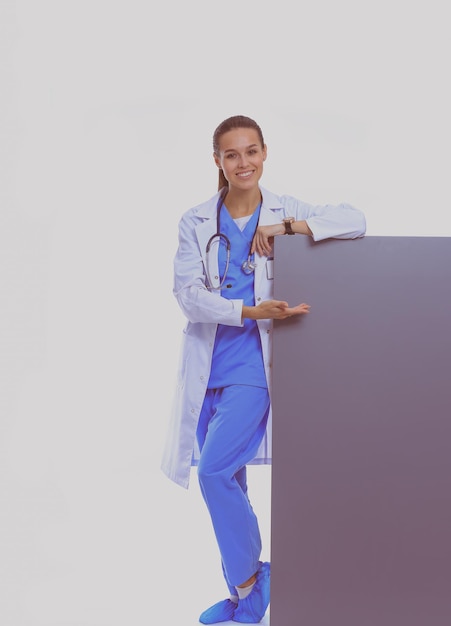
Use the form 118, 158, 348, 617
161, 115, 366, 624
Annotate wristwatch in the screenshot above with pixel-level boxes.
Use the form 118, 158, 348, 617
283, 217, 295, 235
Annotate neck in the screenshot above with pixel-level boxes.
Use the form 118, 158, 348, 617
224, 188, 261, 218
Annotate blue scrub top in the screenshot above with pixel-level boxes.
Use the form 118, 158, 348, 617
208, 204, 267, 390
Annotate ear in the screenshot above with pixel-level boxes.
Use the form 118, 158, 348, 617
213, 153, 221, 168
262, 144, 268, 161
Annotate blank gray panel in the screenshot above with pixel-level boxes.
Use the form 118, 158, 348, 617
270, 236, 451, 626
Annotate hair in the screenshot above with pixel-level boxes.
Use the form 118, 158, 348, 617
212, 115, 265, 191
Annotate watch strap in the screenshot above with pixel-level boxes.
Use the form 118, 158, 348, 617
283, 217, 295, 235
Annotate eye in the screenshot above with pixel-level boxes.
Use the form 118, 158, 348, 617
248, 149, 257, 155
226, 153, 237, 159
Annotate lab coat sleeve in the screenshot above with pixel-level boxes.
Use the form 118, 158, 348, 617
173, 212, 244, 326
281, 196, 366, 241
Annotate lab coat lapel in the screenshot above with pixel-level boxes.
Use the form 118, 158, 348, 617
195, 194, 221, 290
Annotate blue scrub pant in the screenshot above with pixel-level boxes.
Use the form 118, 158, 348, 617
196, 385, 270, 589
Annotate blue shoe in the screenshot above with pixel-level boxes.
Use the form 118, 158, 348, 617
199, 598, 238, 624
233, 562, 270, 623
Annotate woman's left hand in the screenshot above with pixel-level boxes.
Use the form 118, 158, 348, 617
251, 224, 285, 256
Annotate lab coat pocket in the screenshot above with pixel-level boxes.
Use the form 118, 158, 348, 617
266, 258, 274, 280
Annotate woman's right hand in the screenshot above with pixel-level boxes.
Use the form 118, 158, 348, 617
243, 300, 311, 321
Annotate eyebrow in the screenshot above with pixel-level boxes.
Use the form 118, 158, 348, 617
223, 143, 259, 154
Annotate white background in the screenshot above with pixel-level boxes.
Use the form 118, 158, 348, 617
1, 1, 450, 624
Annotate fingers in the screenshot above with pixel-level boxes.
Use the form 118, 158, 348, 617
284, 303, 311, 317
252, 238, 272, 257
272, 302, 311, 319
252, 230, 274, 256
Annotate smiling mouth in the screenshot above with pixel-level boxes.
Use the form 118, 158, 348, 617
237, 171, 253, 178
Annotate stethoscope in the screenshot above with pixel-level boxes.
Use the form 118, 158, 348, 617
205, 189, 261, 290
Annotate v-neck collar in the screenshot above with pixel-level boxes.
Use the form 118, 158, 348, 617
222, 202, 261, 237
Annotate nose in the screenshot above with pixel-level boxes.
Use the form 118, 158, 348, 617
237, 152, 249, 167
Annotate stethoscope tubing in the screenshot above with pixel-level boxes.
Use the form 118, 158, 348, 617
205, 189, 260, 290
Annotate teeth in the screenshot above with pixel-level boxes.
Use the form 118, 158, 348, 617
237, 171, 252, 178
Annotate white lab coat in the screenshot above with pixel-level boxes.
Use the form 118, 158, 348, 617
161, 186, 366, 488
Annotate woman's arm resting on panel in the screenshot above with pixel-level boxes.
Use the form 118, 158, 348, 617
251, 221, 313, 257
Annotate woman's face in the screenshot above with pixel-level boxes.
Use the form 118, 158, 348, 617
214, 128, 267, 192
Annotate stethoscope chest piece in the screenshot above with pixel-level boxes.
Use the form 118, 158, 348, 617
241, 257, 257, 275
